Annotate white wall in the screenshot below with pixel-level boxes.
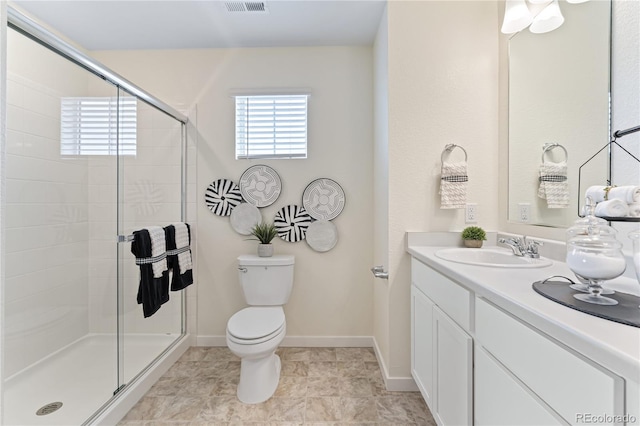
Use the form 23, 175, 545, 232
375, 1, 500, 382
94, 46, 375, 344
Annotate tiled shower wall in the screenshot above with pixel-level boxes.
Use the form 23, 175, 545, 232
4, 31, 91, 377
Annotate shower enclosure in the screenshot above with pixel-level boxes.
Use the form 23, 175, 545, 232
2, 9, 189, 426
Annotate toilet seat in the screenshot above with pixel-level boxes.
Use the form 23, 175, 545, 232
227, 306, 285, 345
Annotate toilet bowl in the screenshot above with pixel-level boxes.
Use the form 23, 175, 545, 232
226, 306, 287, 404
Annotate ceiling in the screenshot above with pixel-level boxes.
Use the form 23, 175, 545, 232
10, 0, 387, 50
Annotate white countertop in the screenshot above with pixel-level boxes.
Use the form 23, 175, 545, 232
407, 234, 640, 381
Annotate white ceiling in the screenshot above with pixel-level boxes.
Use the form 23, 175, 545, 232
10, 0, 387, 50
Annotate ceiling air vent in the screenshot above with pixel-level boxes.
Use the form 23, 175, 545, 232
225, 1, 268, 13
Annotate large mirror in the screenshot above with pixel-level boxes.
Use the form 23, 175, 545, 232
508, 0, 611, 227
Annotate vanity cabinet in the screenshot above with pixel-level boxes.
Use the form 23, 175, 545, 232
411, 259, 473, 426
410, 255, 629, 426
475, 297, 624, 425
475, 345, 563, 426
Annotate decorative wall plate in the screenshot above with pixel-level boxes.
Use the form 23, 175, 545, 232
305, 220, 338, 252
205, 179, 243, 216
230, 202, 262, 235
274, 205, 312, 243
239, 165, 282, 208
302, 178, 346, 221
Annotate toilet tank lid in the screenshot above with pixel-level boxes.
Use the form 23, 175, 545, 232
238, 254, 295, 266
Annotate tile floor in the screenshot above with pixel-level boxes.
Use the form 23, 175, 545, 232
118, 346, 436, 425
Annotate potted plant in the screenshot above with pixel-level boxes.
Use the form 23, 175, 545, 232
461, 226, 486, 248
249, 222, 278, 257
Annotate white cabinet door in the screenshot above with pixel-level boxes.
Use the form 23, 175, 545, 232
433, 306, 473, 426
475, 346, 564, 426
411, 286, 435, 407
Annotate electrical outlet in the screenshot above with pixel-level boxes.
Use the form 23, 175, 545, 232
465, 203, 477, 223
519, 203, 531, 223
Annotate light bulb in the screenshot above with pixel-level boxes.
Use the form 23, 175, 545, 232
529, 0, 565, 33
501, 0, 534, 34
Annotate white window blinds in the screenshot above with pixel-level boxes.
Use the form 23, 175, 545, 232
61, 96, 137, 156
235, 94, 308, 159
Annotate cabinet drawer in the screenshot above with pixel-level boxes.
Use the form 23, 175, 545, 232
476, 297, 624, 424
411, 258, 471, 330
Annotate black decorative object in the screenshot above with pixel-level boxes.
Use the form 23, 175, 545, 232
274, 205, 312, 243
532, 279, 640, 328
302, 178, 345, 221
205, 179, 243, 216
239, 165, 282, 208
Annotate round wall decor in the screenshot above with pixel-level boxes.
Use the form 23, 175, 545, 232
306, 220, 338, 252
205, 179, 243, 216
274, 205, 312, 243
239, 165, 282, 208
230, 202, 262, 235
302, 178, 346, 221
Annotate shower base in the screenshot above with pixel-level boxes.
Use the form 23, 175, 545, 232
3, 333, 182, 426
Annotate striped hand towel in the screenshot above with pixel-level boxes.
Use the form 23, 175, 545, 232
537, 161, 569, 208
164, 223, 193, 291
440, 161, 468, 209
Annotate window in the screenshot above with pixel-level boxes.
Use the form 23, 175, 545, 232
61, 96, 137, 156
235, 94, 308, 159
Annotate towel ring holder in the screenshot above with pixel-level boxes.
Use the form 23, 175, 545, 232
542, 143, 568, 163
441, 144, 468, 163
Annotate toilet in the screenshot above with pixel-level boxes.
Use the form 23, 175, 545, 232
226, 254, 295, 404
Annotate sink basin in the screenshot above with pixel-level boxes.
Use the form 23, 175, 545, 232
434, 248, 553, 268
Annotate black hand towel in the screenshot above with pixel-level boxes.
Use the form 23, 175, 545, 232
131, 229, 170, 318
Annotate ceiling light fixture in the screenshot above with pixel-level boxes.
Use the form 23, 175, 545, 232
501, 0, 587, 35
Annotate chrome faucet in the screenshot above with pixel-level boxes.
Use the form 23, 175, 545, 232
498, 236, 543, 258
499, 237, 525, 256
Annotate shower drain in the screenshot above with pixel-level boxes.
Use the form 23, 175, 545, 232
36, 402, 63, 416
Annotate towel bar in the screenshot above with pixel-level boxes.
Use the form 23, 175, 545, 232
117, 234, 135, 243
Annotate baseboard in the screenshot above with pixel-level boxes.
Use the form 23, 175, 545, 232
372, 337, 418, 392
196, 335, 373, 348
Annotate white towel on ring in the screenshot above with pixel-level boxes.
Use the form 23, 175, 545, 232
594, 199, 629, 218
537, 161, 569, 208
439, 161, 468, 209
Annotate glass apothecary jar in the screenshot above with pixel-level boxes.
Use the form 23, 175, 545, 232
566, 233, 626, 306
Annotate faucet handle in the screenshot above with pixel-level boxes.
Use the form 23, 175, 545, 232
525, 238, 543, 257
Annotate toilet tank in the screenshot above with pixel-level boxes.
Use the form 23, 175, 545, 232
237, 255, 295, 306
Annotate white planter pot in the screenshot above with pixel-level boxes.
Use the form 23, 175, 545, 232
258, 244, 274, 257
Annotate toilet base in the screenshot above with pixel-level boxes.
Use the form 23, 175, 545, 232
237, 352, 282, 404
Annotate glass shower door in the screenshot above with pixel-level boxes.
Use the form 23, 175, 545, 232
3, 27, 121, 425
116, 88, 184, 386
